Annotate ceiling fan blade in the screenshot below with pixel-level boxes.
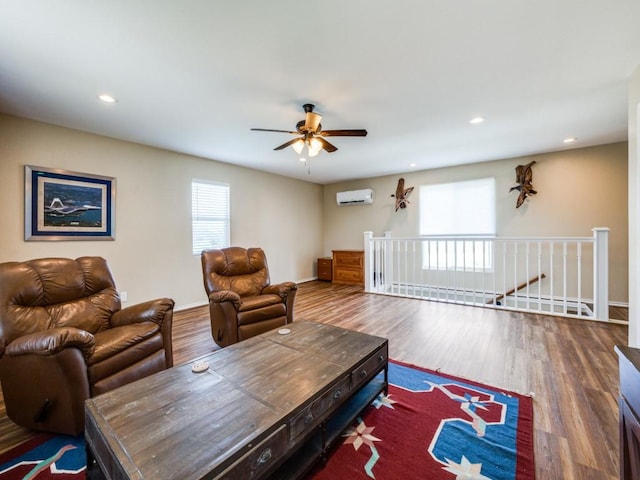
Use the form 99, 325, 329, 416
274, 138, 301, 151
319, 129, 368, 137
317, 137, 338, 153
251, 128, 298, 134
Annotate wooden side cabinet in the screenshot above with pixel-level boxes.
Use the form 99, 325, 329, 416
332, 250, 364, 286
616, 345, 640, 480
317, 257, 332, 281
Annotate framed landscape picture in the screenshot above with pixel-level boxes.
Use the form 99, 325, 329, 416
25, 165, 116, 241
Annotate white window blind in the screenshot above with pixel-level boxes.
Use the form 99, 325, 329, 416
419, 178, 495, 270
192, 180, 230, 255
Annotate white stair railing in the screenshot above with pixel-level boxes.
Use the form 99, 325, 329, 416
363, 228, 610, 321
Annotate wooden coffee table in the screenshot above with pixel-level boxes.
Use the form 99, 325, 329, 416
85, 321, 388, 479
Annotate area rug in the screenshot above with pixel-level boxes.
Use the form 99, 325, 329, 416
0, 360, 534, 480
309, 360, 534, 480
0, 434, 85, 479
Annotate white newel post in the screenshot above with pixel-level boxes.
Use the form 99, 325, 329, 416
364, 231, 373, 292
592, 227, 610, 321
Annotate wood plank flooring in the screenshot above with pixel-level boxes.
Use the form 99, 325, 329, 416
0, 280, 629, 479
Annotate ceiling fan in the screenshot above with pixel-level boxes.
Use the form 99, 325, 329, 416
251, 103, 367, 158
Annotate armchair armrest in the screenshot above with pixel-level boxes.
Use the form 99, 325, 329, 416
208, 290, 242, 310
111, 298, 175, 328
4, 327, 95, 361
263, 281, 298, 301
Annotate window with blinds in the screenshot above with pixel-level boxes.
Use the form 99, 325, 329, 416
419, 177, 496, 270
191, 180, 230, 255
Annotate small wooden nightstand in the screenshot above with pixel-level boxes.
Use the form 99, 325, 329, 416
317, 257, 332, 281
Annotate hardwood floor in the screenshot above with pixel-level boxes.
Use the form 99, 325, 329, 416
0, 280, 629, 479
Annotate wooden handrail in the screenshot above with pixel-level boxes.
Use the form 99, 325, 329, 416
488, 273, 546, 304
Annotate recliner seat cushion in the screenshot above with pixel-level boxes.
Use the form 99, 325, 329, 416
88, 326, 163, 385
238, 294, 283, 312
89, 322, 160, 365
237, 304, 286, 326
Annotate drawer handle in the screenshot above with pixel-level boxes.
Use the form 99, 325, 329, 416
304, 411, 314, 424
360, 370, 367, 378
378, 355, 384, 362
333, 389, 342, 400
257, 448, 272, 464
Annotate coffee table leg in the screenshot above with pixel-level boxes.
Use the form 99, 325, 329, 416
85, 441, 106, 480
384, 364, 389, 395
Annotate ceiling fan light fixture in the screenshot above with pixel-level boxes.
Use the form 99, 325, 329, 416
308, 137, 322, 156
292, 139, 305, 154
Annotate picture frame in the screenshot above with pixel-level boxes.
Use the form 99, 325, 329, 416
25, 165, 116, 241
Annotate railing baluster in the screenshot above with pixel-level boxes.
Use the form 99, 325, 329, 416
379, 239, 382, 293
549, 240, 556, 313
525, 241, 531, 310
537, 241, 542, 313
492, 239, 498, 307
513, 242, 518, 309
562, 241, 568, 315
502, 240, 507, 307
480, 240, 485, 305
577, 241, 583, 317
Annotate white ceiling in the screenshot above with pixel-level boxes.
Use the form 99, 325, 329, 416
1, 1, 640, 185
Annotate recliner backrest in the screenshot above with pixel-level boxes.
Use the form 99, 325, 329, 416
201, 247, 270, 297
0, 257, 120, 346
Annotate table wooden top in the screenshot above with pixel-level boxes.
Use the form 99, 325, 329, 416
85, 321, 387, 480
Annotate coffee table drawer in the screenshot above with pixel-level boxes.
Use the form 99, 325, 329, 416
218, 424, 287, 479
289, 375, 351, 442
352, 344, 388, 388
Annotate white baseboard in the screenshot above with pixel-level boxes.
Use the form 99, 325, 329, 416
175, 301, 208, 312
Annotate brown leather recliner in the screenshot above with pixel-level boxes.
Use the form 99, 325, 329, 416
0, 256, 174, 436
201, 247, 297, 347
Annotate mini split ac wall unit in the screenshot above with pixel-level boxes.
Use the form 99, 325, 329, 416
336, 189, 374, 206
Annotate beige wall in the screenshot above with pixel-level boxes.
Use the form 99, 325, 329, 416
629, 66, 640, 346
0, 114, 323, 309
322, 142, 629, 303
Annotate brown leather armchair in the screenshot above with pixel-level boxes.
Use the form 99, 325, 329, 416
201, 247, 297, 347
0, 256, 174, 436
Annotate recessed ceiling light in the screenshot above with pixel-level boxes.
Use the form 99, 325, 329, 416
97, 94, 117, 103
409, 163, 417, 168
563, 137, 577, 144
469, 116, 485, 124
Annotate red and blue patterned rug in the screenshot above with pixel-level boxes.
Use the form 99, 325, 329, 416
310, 360, 534, 479
0, 434, 85, 479
0, 360, 534, 479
